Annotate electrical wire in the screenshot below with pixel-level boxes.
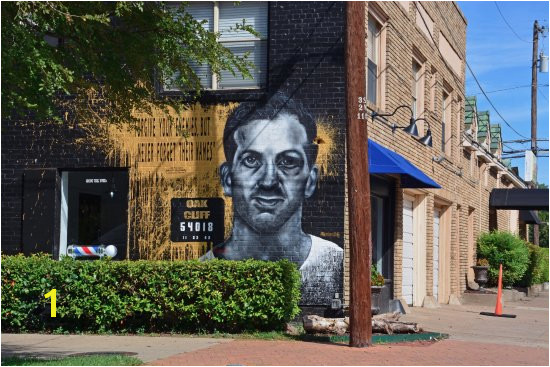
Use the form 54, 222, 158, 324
426, 2, 530, 140
539, 87, 548, 101
494, 2, 532, 44
465, 62, 529, 139
474, 84, 548, 95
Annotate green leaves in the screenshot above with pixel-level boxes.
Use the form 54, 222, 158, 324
2, 1, 256, 125
1, 254, 301, 333
477, 231, 530, 287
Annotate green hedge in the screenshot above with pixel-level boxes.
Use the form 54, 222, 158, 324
520, 243, 549, 287
540, 248, 549, 284
477, 231, 529, 287
1, 254, 301, 333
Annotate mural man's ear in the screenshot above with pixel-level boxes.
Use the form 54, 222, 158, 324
304, 165, 318, 199
220, 163, 233, 196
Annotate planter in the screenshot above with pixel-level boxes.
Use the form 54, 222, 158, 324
471, 266, 489, 290
371, 286, 383, 315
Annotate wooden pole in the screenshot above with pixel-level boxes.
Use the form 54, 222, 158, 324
531, 20, 540, 245
345, 1, 372, 348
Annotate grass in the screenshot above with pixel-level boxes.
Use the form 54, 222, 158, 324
1, 354, 142, 366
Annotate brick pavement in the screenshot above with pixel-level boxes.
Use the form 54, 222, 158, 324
150, 339, 549, 366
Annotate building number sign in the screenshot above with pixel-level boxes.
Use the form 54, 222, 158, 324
170, 198, 224, 244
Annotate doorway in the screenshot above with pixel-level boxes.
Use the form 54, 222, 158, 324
59, 169, 129, 259
370, 175, 395, 286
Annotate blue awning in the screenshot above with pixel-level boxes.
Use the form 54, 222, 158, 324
368, 139, 441, 189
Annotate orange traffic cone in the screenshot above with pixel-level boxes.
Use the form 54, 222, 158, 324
480, 263, 516, 318
494, 264, 503, 316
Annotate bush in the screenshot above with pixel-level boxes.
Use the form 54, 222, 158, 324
477, 231, 530, 287
520, 243, 549, 287
1, 254, 301, 333
540, 248, 549, 284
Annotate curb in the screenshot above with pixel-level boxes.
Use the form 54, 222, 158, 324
299, 332, 449, 344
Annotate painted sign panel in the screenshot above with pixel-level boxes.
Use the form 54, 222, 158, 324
170, 198, 224, 244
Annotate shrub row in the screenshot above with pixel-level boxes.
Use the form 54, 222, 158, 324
477, 231, 549, 287
520, 243, 549, 287
1, 254, 301, 333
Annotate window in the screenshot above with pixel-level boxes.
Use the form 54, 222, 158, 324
430, 67, 437, 112
167, 2, 268, 90
367, 15, 382, 105
470, 154, 477, 179
442, 90, 452, 156
412, 58, 425, 135
456, 97, 462, 149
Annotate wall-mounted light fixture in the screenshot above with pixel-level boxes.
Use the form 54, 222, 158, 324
371, 105, 433, 147
414, 118, 433, 147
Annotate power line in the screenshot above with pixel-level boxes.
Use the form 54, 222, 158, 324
465, 62, 529, 139
494, 2, 532, 44
473, 84, 548, 95
539, 87, 548, 101
502, 154, 548, 159
429, 2, 530, 140
503, 138, 549, 143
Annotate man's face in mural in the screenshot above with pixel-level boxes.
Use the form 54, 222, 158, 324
221, 113, 318, 233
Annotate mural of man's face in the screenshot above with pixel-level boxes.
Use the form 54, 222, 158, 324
221, 113, 318, 234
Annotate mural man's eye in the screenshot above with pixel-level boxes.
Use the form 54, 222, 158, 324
242, 155, 261, 168
278, 156, 302, 169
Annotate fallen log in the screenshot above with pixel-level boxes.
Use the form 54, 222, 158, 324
303, 314, 422, 335
302, 315, 348, 335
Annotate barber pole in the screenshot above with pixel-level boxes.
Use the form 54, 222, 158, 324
67, 245, 117, 259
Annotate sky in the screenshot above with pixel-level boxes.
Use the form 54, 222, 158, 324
458, 1, 549, 186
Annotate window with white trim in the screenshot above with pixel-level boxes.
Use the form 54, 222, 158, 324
367, 16, 382, 105
166, 2, 268, 91
412, 57, 425, 135
442, 90, 452, 157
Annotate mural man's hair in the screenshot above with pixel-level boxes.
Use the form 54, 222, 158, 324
223, 92, 319, 167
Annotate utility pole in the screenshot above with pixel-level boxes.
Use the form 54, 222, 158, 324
345, 2, 372, 347
531, 20, 542, 245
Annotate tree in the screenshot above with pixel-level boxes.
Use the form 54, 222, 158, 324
529, 182, 549, 247
2, 2, 256, 124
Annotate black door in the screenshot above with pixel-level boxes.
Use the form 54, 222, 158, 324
64, 170, 128, 259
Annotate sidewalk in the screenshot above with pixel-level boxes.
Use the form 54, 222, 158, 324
2, 292, 548, 365
150, 339, 548, 366
1, 334, 232, 363
400, 290, 549, 348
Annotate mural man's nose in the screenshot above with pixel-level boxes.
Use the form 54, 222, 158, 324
258, 162, 279, 190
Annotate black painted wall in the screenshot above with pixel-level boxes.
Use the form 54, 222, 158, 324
2, 2, 347, 277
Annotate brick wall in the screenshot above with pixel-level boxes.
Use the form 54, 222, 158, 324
1, 1, 348, 261
343, 1, 525, 305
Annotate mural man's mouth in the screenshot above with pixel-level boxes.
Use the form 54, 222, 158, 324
253, 196, 284, 208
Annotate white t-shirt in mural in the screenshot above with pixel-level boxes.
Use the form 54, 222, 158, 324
200, 235, 343, 305
300, 235, 343, 305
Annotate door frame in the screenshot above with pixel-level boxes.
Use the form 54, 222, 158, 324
403, 189, 428, 307
434, 199, 451, 304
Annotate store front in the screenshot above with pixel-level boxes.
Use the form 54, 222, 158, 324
59, 169, 129, 259
367, 139, 441, 309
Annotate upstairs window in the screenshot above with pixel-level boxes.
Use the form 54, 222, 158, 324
367, 16, 382, 105
442, 90, 452, 157
166, 2, 268, 91
412, 57, 425, 135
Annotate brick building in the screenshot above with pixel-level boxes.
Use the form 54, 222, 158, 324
344, 1, 528, 309
1, 1, 529, 310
